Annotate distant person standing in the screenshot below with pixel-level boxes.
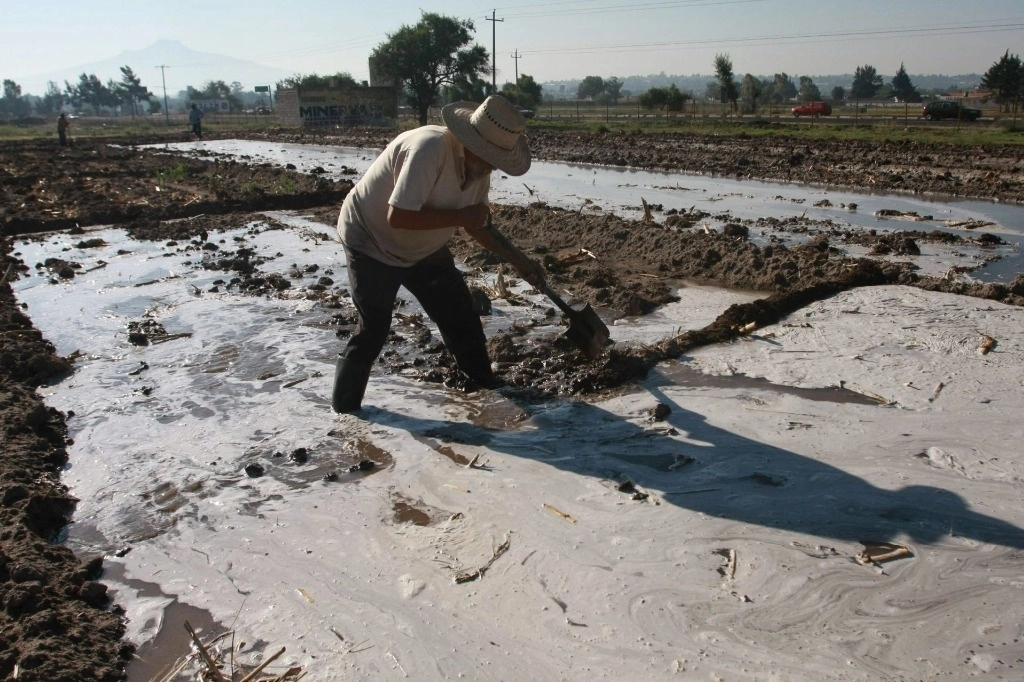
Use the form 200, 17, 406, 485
57, 113, 70, 146
189, 104, 203, 139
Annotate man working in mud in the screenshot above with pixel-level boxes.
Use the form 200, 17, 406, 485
333, 95, 544, 413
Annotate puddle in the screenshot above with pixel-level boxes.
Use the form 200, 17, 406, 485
661, 362, 884, 405
102, 563, 224, 681
392, 498, 433, 526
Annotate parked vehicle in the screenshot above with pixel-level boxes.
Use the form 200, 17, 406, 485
791, 101, 832, 117
921, 100, 981, 121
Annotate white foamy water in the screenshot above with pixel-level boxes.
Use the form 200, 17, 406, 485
12, 149, 1024, 680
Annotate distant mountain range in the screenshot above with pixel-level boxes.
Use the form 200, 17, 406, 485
15, 40, 295, 97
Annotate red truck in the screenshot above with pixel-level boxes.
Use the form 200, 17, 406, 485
791, 101, 833, 117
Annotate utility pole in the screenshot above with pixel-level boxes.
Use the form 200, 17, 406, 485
511, 50, 522, 104
485, 10, 503, 92
156, 65, 170, 126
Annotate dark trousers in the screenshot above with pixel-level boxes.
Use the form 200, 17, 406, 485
342, 245, 494, 382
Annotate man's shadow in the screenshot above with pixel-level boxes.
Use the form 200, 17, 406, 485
364, 373, 1024, 550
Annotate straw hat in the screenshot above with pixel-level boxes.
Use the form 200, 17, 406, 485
442, 95, 531, 176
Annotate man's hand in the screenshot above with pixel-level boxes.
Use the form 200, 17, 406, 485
511, 254, 545, 287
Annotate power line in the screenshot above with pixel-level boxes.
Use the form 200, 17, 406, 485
498, 0, 767, 19
517, 20, 1024, 58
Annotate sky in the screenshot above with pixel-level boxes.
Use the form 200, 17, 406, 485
2, 0, 1024, 95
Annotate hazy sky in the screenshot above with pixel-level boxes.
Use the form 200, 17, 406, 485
3, 0, 1023, 94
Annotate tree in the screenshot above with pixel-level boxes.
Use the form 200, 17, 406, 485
114, 66, 152, 116
714, 54, 739, 112
664, 84, 690, 112
277, 72, 358, 90
604, 77, 623, 103
444, 75, 489, 104
850, 65, 883, 100
370, 12, 489, 125
500, 74, 542, 109
639, 84, 690, 112
981, 50, 1023, 112
1, 79, 31, 118
39, 81, 64, 116
577, 76, 605, 100
770, 73, 797, 103
187, 80, 242, 111
740, 74, 763, 114
66, 73, 117, 115
639, 87, 668, 111
890, 63, 921, 103
798, 76, 821, 102
831, 86, 846, 102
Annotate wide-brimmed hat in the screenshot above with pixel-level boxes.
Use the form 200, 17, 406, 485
442, 95, 531, 176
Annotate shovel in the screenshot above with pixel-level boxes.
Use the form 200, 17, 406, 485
485, 216, 609, 359
534, 279, 610, 360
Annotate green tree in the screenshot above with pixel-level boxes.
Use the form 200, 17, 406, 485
741, 73, 763, 114
66, 73, 117, 115
639, 84, 690, 112
890, 63, 921, 103
577, 76, 605, 100
850, 65, 883, 100
831, 86, 846, 102
444, 75, 489, 103
500, 73, 542, 109
664, 84, 690, 112
798, 76, 821, 101
114, 66, 152, 116
370, 12, 489, 125
604, 76, 623, 103
187, 80, 242, 111
277, 72, 358, 90
714, 54, 739, 112
639, 87, 668, 111
39, 81, 64, 116
770, 73, 797, 103
981, 50, 1023, 112
1, 79, 31, 118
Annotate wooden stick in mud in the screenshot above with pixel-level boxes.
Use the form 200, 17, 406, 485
184, 621, 229, 682
238, 646, 286, 682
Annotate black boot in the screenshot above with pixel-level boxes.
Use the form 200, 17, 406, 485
333, 357, 372, 413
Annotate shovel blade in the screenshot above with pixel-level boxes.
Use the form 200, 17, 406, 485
563, 303, 610, 360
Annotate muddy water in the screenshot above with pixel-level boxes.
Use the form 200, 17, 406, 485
13, 142, 1024, 679
162, 139, 1024, 282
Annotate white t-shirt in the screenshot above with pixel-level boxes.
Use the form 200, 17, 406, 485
337, 125, 490, 267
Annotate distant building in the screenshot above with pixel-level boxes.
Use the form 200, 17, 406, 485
276, 83, 397, 127
939, 91, 992, 108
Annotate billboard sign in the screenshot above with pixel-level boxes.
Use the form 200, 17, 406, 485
192, 99, 229, 113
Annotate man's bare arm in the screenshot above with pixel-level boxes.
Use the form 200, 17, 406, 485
388, 203, 489, 231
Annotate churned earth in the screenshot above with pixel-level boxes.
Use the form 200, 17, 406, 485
1, 128, 1022, 681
